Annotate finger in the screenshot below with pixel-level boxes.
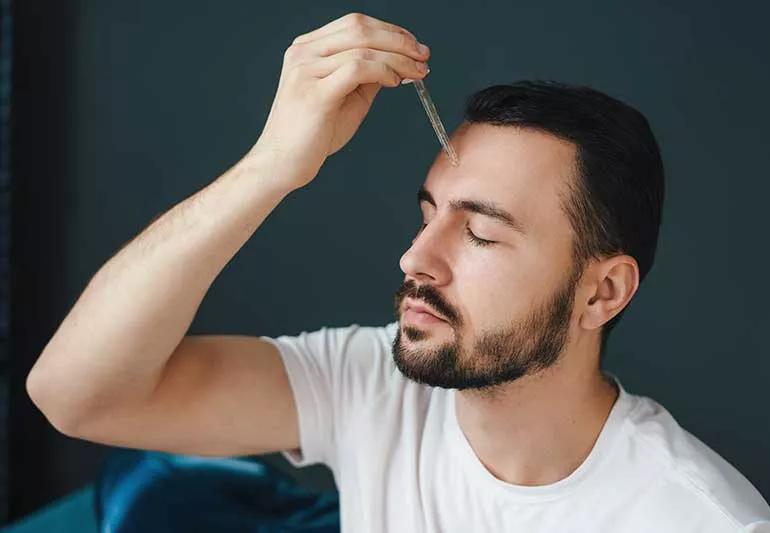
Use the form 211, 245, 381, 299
320, 59, 402, 101
400, 67, 431, 85
302, 25, 429, 63
300, 48, 429, 82
292, 12, 417, 45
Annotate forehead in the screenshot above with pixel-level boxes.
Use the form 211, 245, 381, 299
422, 123, 577, 236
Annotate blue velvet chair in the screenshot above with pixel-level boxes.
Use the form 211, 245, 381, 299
94, 449, 340, 532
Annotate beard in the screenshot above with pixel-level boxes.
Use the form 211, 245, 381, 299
391, 261, 582, 397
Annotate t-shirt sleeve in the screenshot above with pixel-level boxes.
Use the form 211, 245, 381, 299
259, 322, 397, 471
742, 521, 770, 532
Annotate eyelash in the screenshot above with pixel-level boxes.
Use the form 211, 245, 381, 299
419, 223, 496, 247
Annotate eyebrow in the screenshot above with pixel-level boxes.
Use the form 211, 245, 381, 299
417, 186, 527, 236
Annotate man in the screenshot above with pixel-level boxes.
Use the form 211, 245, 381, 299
26, 12, 769, 533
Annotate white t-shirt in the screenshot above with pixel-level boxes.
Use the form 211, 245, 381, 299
260, 321, 770, 532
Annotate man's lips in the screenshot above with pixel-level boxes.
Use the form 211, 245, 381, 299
404, 298, 447, 322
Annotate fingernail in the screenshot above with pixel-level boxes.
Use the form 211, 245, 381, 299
418, 43, 430, 56
416, 61, 428, 73
401, 78, 414, 85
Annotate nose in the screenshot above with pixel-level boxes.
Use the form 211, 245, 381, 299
399, 223, 451, 286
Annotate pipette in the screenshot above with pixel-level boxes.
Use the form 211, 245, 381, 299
411, 77, 459, 166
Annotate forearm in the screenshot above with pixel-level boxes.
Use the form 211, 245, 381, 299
27, 148, 295, 425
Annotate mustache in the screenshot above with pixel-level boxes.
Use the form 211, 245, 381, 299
394, 279, 458, 325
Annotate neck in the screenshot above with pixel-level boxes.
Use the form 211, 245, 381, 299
454, 346, 619, 486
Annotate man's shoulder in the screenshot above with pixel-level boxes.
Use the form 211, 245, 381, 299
289, 319, 398, 366
621, 392, 770, 528
267, 320, 397, 347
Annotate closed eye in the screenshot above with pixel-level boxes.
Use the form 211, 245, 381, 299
419, 223, 497, 247
464, 226, 496, 247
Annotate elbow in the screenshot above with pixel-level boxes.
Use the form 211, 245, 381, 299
26, 368, 82, 437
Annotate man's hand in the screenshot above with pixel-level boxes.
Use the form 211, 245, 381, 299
251, 12, 431, 192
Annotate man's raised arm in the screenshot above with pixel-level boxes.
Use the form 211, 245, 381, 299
25, 12, 429, 456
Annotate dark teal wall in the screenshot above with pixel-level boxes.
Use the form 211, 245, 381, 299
13, 0, 769, 520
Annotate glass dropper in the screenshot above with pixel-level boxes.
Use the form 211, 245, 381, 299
409, 77, 459, 166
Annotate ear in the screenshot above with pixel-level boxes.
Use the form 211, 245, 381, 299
579, 255, 640, 331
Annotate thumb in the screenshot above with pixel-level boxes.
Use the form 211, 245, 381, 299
357, 83, 381, 106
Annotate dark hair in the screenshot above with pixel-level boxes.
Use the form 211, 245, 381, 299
464, 80, 665, 360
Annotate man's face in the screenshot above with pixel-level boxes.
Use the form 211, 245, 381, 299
392, 123, 584, 392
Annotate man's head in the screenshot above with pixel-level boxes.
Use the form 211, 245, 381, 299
392, 80, 665, 395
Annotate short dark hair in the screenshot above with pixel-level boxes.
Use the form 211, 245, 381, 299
463, 80, 665, 360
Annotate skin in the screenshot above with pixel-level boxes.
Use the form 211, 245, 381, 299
391, 122, 640, 486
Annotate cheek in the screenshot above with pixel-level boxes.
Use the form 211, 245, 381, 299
459, 250, 554, 323
458, 257, 522, 324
